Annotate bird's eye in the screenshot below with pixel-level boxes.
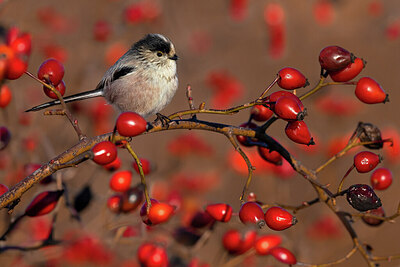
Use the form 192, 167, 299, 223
157, 52, 163, 57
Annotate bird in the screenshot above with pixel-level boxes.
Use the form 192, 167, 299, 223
26, 33, 179, 119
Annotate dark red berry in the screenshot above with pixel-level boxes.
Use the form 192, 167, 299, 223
222, 229, 257, 255
37, 58, 65, 86
370, 168, 392, 190
285, 120, 314, 145
355, 77, 388, 104
329, 57, 365, 82
274, 96, 306, 121
258, 145, 282, 165
346, 184, 382, 212
205, 203, 232, 222
362, 206, 385, 227
116, 111, 147, 137
319, 45, 352, 72
254, 234, 282, 255
120, 185, 144, 213
43, 80, 66, 99
0, 126, 11, 150
190, 211, 214, 228
354, 151, 381, 173
236, 122, 258, 147
250, 104, 273, 122
264, 206, 297, 231
109, 170, 132, 192
239, 202, 266, 227
91, 141, 118, 165
269, 247, 297, 265
277, 67, 308, 90
25, 190, 64, 217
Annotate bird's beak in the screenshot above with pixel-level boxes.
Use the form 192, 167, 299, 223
169, 54, 178, 61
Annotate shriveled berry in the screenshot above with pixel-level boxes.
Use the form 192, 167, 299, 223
239, 202, 266, 227
355, 77, 388, 104
319, 45, 352, 72
277, 67, 308, 90
346, 184, 382, 212
205, 203, 232, 222
329, 57, 365, 82
362, 206, 385, 227
264, 206, 297, 231
354, 151, 381, 173
357, 122, 383, 149
285, 120, 315, 145
370, 168, 393, 190
269, 247, 297, 265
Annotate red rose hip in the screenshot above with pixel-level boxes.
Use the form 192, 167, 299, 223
239, 201, 266, 227
277, 67, 308, 90
264, 206, 297, 231
116, 111, 147, 137
355, 77, 388, 104
91, 141, 118, 165
37, 58, 65, 86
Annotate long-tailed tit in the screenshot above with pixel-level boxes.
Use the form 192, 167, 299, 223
26, 33, 179, 118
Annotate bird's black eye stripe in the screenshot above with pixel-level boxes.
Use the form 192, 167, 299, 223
112, 66, 135, 81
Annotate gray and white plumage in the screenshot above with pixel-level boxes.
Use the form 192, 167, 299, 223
26, 34, 179, 118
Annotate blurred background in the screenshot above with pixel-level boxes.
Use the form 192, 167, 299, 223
0, 0, 399, 266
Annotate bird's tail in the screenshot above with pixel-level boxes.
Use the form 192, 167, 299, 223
25, 89, 104, 112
